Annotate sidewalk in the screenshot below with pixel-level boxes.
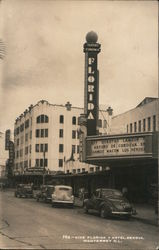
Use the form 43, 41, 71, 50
74, 197, 158, 226
134, 203, 158, 226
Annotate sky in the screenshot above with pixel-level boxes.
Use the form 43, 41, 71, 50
0, 0, 158, 133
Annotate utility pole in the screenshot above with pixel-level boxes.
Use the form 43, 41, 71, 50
43, 150, 46, 185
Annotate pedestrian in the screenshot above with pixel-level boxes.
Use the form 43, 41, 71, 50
122, 186, 128, 199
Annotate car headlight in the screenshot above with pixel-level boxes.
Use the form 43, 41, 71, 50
114, 204, 123, 210
52, 194, 56, 199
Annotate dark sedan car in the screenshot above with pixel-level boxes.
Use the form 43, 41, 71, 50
14, 184, 33, 198
83, 188, 136, 219
36, 185, 55, 203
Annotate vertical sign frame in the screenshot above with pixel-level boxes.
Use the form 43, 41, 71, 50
83, 32, 101, 136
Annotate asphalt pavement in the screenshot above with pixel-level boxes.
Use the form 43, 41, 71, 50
0, 190, 159, 250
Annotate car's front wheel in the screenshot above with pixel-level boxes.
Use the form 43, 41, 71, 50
100, 206, 109, 218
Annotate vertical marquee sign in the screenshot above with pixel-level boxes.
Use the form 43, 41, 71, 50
83, 31, 101, 136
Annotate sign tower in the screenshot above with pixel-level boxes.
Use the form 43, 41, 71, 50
83, 31, 101, 136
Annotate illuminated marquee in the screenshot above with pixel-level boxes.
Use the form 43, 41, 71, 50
86, 133, 154, 160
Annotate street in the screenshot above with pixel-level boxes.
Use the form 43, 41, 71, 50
0, 190, 158, 249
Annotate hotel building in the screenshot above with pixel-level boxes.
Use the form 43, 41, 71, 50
14, 100, 112, 174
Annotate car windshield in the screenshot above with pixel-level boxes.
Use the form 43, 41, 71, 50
101, 189, 123, 198
57, 187, 72, 196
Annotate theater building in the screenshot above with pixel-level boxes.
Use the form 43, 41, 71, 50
13, 100, 112, 174
111, 97, 158, 135
84, 97, 158, 203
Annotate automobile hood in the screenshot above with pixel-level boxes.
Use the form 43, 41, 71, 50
106, 197, 131, 208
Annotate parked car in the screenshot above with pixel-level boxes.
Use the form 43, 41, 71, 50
51, 185, 74, 207
83, 188, 137, 219
14, 184, 33, 198
36, 185, 55, 203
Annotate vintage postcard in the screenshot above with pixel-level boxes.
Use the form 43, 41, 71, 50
0, 0, 158, 249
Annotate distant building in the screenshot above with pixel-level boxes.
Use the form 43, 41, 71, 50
13, 100, 112, 174
111, 97, 158, 134
0, 165, 6, 178
0, 131, 8, 168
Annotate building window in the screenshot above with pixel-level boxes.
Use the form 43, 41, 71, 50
148, 117, 151, 131
25, 119, 29, 129
73, 169, 76, 174
72, 116, 76, 125
59, 159, 63, 167
153, 115, 156, 131
36, 115, 49, 123
20, 123, 24, 132
17, 138, 19, 146
29, 159, 31, 167
29, 145, 31, 153
134, 122, 137, 133
130, 123, 132, 133
30, 131, 32, 139
36, 144, 48, 152
98, 119, 102, 128
36, 159, 39, 167
25, 133, 28, 142
90, 167, 94, 172
127, 124, 129, 133
45, 129, 48, 137
36, 129, 40, 138
103, 120, 107, 129
16, 151, 19, 158
67, 170, 69, 174
44, 159, 48, 167
77, 145, 79, 154
41, 129, 44, 137
143, 119, 146, 132
36, 129, 48, 138
37, 116, 40, 123
25, 146, 28, 155
59, 144, 64, 153
17, 127, 20, 135
77, 169, 80, 173
82, 168, 85, 172
35, 144, 39, 152
72, 130, 76, 139
60, 115, 64, 124
72, 145, 76, 154
59, 129, 63, 138
41, 115, 44, 123
138, 120, 141, 132
40, 159, 43, 167
20, 149, 23, 157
